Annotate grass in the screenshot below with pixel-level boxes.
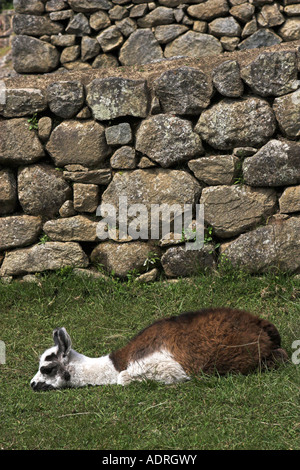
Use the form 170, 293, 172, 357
1, 2, 14, 10
0, 269, 299, 450
0, 45, 10, 59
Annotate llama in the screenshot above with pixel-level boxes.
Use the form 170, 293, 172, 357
31, 308, 288, 391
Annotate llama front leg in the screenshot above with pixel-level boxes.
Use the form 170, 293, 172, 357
117, 370, 135, 386
117, 350, 190, 386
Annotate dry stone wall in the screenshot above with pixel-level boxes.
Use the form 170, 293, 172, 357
0, 8, 14, 48
10, 0, 300, 73
0, 42, 300, 281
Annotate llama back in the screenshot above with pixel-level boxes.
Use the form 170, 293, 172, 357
109, 308, 282, 376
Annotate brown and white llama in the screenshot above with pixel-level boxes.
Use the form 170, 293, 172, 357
31, 308, 288, 391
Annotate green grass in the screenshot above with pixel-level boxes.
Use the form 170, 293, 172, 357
0, 269, 299, 450
0, 45, 10, 59
1, 2, 14, 10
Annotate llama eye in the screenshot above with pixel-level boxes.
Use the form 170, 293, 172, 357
40, 364, 58, 375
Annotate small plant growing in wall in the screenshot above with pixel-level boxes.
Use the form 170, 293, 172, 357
204, 226, 220, 254
143, 251, 160, 272
204, 226, 214, 245
28, 113, 38, 131
38, 234, 50, 245
233, 159, 245, 186
233, 175, 245, 185
180, 226, 196, 243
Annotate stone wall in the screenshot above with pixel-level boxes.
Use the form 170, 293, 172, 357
11, 0, 300, 73
0, 42, 300, 281
0, 8, 13, 48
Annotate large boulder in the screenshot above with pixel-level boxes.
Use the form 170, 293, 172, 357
46, 81, 85, 119
187, 0, 229, 21
238, 29, 282, 50
119, 29, 163, 65
18, 164, 72, 219
91, 241, 160, 278
153, 67, 213, 115
161, 244, 216, 278
240, 51, 298, 97
136, 115, 204, 167
101, 168, 202, 235
87, 77, 148, 120
0, 88, 47, 118
195, 97, 276, 150
137, 7, 174, 27
13, 14, 64, 36
43, 216, 99, 242
188, 155, 240, 185
0, 215, 42, 251
0, 242, 89, 277
200, 185, 277, 238
0, 118, 44, 166
102, 168, 201, 207
164, 31, 222, 58
46, 120, 111, 168
212, 60, 244, 98
14, 0, 45, 15
221, 217, 300, 273
68, 0, 112, 12
12, 35, 60, 73
154, 24, 188, 44
208, 17, 241, 37
63, 169, 112, 185
243, 140, 300, 187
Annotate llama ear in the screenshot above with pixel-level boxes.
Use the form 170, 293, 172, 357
53, 327, 72, 357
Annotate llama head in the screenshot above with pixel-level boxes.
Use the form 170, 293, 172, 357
31, 327, 72, 391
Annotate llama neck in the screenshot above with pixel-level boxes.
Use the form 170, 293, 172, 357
68, 350, 119, 387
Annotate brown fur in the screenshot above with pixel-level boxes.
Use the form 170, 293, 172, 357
109, 308, 287, 376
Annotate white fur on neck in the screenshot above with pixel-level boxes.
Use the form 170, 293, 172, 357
118, 349, 190, 385
68, 351, 119, 387
68, 348, 189, 387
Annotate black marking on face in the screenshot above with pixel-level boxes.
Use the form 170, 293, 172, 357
40, 363, 58, 377
44, 353, 57, 362
31, 381, 55, 392
39, 359, 71, 386
64, 371, 71, 381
